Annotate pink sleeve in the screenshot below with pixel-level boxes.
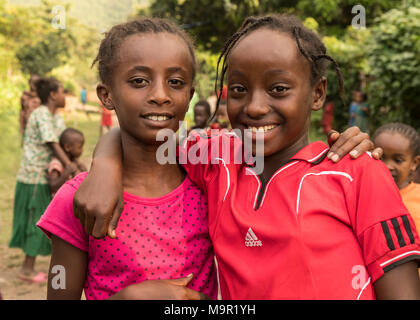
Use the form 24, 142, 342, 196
37, 173, 89, 252
346, 155, 420, 282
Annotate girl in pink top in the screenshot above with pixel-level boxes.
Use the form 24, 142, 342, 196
36, 18, 217, 300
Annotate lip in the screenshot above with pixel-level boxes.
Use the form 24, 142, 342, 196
140, 112, 176, 128
242, 123, 282, 142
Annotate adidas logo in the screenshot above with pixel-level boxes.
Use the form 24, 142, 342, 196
245, 228, 262, 247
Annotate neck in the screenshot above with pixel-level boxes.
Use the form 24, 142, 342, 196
45, 101, 57, 114
120, 129, 185, 197
261, 132, 309, 182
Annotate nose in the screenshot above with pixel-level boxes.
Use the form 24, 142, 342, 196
383, 159, 395, 172
148, 79, 171, 106
244, 91, 270, 118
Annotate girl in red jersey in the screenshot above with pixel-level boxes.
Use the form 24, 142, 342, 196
71, 15, 420, 299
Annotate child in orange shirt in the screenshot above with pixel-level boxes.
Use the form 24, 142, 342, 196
373, 123, 420, 232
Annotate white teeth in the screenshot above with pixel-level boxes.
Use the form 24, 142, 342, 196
248, 125, 277, 133
145, 115, 170, 121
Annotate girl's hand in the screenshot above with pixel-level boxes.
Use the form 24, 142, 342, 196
326, 127, 383, 162
73, 158, 124, 239
109, 274, 211, 300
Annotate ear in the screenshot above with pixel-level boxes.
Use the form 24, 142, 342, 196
410, 155, 420, 173
311, 76, 327, 112
96, 83, 114, 110
64, 143, 71, 153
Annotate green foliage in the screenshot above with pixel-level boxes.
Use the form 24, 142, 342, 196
366, 2, 420, 130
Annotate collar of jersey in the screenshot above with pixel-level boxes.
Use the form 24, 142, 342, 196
289, 141, 330, 164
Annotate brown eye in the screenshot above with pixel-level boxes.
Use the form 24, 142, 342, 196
230, 85, 246, 93
271, 85, 288, 94
130, 78, 148, 87
168, 79, 185, 87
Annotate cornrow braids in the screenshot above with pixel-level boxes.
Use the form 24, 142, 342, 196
92, 18, 197, 85
373, 123, 420, 157
213, 14, 345, 120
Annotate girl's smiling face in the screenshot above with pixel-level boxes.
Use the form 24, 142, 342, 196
98, 32, 195, 145
226, 28, 326, 157
374, 131, 420, 189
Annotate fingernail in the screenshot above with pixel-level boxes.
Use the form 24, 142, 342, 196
332, 154, 339, 162
327, 152, 333, 159
350, 150, 358, 158
186, 273, 194, 278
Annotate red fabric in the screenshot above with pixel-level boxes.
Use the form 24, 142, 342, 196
178, 132, 420, 299
101, 107, 113, 127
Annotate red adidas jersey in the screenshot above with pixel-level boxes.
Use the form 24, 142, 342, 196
179, 131, 420, 299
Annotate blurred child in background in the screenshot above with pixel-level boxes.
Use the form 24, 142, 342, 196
20, 74, 41, 137
48, 128, 87, 194
191, 100, 211, 131
373, 123, 420, 232
100, 103, 113, 137
349, 90, 369, 133
10, 77, 73, 283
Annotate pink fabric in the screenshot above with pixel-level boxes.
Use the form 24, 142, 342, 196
37, 172, 217, 300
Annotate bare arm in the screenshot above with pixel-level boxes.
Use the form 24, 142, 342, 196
47, 168, 75, 194
47, 235, 87, 300
73, 128, 124, 238
47, 142, 72, 168
373, 261, 420, 299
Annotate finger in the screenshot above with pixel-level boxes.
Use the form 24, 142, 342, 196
107, 198, 124, 239
91, 215, 108, 239
330, 134, 369, 162
371, 147, 383, 160
184, 288, 211, 300
326, 130, 339, 147
84, 213, 95, 236
328, 127, 361, 159
347, 139, 374, 159
167, 273, 194, 287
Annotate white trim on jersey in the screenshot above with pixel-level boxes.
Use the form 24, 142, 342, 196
215, 157, 230, 202
296, 171, 353, 214
245, 167, 261, 210
259, 161, 300, 208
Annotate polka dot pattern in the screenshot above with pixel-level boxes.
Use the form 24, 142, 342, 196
77, 176, 218, 300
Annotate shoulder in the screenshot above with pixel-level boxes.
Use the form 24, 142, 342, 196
317, 151, 390, 183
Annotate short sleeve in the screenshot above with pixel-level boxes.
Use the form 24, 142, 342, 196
345, 155, 420, 282
36, 108, 60, 144
37, 173, 89, 252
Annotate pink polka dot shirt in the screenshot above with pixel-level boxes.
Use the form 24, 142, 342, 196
37, 172, 218, 300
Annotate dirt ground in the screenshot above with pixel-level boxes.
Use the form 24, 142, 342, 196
0, 245, 49, 300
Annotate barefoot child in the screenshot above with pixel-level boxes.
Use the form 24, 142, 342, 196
373, 123, 420, 235
72, 14, 420, 299
37, 18, 217, 300
10, 77, 72, 283
48, 128, 87, 194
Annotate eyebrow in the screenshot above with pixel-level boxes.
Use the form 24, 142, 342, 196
127, 66, 187, 74
229, 69, 290, 77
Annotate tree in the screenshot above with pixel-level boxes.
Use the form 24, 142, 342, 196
366, 1, 420, 130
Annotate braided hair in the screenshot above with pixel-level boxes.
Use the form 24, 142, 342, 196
213, 14, 344, 119
373, 123, 420, 157
92, 18, 197, 85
